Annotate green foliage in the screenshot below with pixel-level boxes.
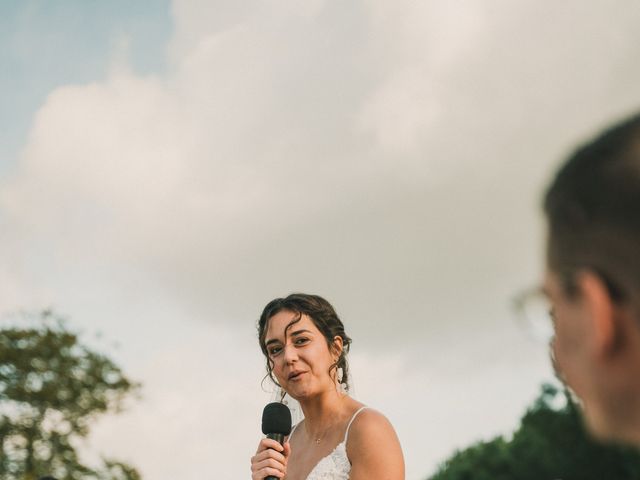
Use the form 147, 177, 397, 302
0, 311, 141, 480
429, 383, 640, 480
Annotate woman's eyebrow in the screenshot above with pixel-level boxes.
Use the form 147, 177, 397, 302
265, 329, 312, 346
290, 329, 312, 337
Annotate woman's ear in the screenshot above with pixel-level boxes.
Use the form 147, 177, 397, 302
332, 335, 344, 359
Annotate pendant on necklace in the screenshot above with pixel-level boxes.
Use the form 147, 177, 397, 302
315, 438, 321, 445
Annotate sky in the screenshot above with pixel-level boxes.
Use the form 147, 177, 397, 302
3, 1, 640, 479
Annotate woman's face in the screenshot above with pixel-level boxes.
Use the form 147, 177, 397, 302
264, 309, 341, 400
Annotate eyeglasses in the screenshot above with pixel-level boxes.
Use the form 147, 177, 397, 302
511, 286, 555, 344
512, 287, 585, 406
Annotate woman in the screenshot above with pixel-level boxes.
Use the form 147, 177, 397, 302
250, 293, 404, 480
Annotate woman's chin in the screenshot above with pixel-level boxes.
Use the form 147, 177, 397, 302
286, 384, 320, 401
288, 388, 310, 400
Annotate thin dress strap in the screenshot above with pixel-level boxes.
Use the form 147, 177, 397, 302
343, 406, 368, 444
288, 421, 300, 440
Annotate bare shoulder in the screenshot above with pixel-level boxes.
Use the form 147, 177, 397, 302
348, 408, 396, 442
346, 408, 404, 480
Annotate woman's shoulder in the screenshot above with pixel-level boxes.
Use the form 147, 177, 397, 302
346, 407, 396, 442
345, 406, 404, 478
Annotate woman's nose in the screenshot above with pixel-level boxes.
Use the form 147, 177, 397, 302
282, 343, 298, 363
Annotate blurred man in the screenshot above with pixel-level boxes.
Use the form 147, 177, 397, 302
542, 112, 640, 444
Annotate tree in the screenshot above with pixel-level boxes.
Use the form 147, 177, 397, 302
428, 383, 640, 480
0, 311, 141, 480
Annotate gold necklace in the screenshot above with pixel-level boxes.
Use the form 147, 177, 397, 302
309, 424, 334, 445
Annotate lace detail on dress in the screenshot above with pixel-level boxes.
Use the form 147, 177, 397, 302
290, 406, 367, 480
305, 441, 351, 480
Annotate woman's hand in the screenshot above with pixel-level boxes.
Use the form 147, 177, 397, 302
251, 438, 291, 479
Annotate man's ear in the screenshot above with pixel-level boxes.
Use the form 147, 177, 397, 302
577, 270, 617, 357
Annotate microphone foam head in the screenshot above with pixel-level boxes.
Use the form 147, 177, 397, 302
262, 402, 292, 435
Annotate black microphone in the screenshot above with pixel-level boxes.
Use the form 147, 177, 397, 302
261, 402, 292, 480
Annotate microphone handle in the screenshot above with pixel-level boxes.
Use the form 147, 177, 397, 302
266, 433, 285, 444
265, 433, 286, 480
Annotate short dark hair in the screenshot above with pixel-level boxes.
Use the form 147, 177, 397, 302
544, 112, 640, 303
257, 293, 352, 391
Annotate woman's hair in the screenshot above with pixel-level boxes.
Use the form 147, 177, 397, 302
544, 112, 640, 303
257, 293, 352, 391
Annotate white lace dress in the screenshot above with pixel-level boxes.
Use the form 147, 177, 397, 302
288, 406, 368, 480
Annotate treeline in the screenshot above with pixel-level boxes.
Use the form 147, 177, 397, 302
429, 383, 640, 480
0, 311, 140, 480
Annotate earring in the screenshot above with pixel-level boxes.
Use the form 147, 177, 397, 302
279, 387, 289, 405
336, 367, 347, 394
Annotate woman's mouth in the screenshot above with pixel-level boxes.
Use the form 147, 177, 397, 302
288, 371, 305, 381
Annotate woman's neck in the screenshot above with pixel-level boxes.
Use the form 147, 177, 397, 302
298, 389, 348, 438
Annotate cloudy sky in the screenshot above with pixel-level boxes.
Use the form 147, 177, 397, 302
3, 1, 640, 478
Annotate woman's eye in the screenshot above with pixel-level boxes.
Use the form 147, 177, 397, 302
295, 337, 309, 345
269, 346, 282, 356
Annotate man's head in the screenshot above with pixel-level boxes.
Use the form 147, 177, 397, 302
543, 112, 640, 443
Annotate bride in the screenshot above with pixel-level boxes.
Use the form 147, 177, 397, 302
250, 293, 404, 480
